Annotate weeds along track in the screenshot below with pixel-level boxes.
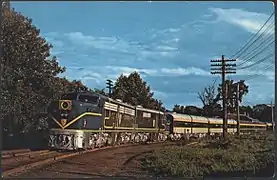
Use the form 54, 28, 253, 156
2, 141, 173, 178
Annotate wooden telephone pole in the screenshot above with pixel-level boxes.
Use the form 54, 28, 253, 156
106, 79, 113, 97
211, 55, 236, 139
236, 83, 240, 135
271, 101, 275, 132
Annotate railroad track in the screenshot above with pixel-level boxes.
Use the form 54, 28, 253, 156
2, 149, 31, 155
15, 140, 199, 178
2, 141, 173, 178
2, 149, 50, 159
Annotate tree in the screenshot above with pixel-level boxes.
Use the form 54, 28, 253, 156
215, 80, 249, 113
173, 104, 185, 114
112, 72, 165, 110
239, 105, 253, 116
197, 80, 222, 117
1, 6, 66, 132
184, 106, 203, 116
252, 104, 274, 122
197, 79, 218, 106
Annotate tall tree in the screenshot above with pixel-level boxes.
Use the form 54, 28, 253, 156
112, 72, 165, 110
1, 6, 65, 132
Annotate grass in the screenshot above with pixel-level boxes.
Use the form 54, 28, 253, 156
141, 132, 274, 177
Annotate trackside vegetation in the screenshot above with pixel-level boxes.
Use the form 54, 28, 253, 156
141, 132, 274, 177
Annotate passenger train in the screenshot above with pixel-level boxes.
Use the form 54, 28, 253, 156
47, 91, 273, 150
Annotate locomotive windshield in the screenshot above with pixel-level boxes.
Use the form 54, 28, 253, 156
78, 95, 99, 104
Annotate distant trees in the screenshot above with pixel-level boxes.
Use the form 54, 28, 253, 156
252, 104, 274, 122
174, 78, 272, 123
173, 105, 203, 116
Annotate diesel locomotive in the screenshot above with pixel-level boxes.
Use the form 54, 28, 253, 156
47, 91, 273, 150
47, 91, 167, 150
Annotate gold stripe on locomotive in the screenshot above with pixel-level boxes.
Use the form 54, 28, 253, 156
59, 100, 72, 111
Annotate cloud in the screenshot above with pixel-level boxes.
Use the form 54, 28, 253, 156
40, 5, 273, 109
160, 67, 211, 76
64, 32, 179, 59
209, 8, 274, 34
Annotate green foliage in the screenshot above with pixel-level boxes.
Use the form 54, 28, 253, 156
252, 104, 274, 123
216, 80, 249, 113
173, 105, 204, 116
1, 7, 90, 132
1, 6, 66, 132
141, 132, 274, 177
112, 72, 165, 111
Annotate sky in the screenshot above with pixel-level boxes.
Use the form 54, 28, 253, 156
11, 2, 275, 109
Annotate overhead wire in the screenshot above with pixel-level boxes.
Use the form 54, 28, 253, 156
232, 12, 274, 81
236, 25, 274, 67
244, 63, 274, 81
237, 44, 274, 70
230, 11, 274, 60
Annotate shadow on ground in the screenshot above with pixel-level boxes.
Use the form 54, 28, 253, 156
3, 130, 49, 150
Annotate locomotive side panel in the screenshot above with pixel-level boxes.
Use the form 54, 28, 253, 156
137, 110, 156, 128
118, 106, 135, 128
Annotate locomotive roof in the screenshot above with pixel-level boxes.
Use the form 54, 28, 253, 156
63, 91, 101, 97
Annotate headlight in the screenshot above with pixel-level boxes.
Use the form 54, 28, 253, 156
59, 100, 72, 110
61, 102, 69, 109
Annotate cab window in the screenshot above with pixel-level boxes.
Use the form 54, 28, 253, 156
78, 95, 99, 104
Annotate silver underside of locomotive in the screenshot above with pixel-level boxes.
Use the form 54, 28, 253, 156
49, 129, 168, 150
48, 129, 85, 150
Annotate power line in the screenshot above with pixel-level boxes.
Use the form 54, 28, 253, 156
237, 40, 274, 69
244, 63, 274, 81
230, 11, 274, 59
236, 21, 274, 66
238, 53, 274, 70
235, 27, 275, 66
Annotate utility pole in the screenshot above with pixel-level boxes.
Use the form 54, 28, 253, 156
211, 55, 236, 139
106, 79, 113, 97
2, 1, 10, 8
271, 100, 275, 132
236, 83, 240, 136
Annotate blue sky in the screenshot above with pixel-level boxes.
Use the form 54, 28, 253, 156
12, 2, 275, 109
